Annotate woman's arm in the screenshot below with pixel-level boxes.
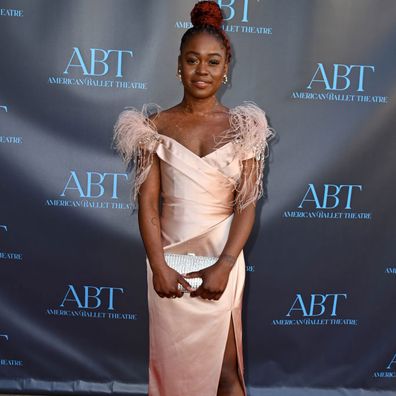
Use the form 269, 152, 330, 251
138, 152, 193, 298
218, 204, 256, 270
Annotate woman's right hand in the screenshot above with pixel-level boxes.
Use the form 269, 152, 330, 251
152, 265, 193, 298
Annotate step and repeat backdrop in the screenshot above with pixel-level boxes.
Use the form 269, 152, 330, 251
1, 0, 395, 395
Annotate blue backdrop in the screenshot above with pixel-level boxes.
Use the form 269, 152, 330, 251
0, 0, 395, 394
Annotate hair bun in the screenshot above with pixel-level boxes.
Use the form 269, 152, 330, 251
191, 1, 224, 30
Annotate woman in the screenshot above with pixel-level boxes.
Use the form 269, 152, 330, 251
113, 1, 274, 395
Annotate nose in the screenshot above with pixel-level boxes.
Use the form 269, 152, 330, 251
196, 62, 208, 75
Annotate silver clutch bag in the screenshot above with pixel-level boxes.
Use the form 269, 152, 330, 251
164, 252, 218, 293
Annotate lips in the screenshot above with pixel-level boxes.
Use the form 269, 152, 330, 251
192, 80, 211, 88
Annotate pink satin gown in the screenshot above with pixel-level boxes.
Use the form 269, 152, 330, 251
113, 102, 273, 396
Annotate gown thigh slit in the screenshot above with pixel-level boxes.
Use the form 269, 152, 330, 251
217, 310, 248, 396
232, 308, 248, 396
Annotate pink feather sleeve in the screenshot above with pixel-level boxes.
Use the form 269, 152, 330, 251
112, 104, 162, 204
216, 102, 275, 212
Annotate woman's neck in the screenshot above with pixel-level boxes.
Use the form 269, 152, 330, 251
180, 95, 220, 115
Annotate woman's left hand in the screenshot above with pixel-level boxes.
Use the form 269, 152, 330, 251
184, 258, 234, 300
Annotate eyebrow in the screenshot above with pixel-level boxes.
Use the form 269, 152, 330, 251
185, 51, 223, 57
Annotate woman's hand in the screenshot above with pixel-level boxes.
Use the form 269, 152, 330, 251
185, 259, 233, 300
152, 265, 193, 298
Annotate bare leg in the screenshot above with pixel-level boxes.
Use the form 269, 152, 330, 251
217, 315, 245, 396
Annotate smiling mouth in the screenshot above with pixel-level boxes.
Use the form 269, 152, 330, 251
192, 80, 211, 88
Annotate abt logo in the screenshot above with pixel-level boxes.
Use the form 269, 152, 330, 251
218, 0, 250, 22
61, 170, 127, 199
286, 293, 347, 317
373, 353, 396, 378
298, 184, 362, 210
60, 285, 124, 311
0, 106, 7, 112
308, 63, 375, 92
64, 47, 133, 78
386, 354, 396, 370
0, 334, 8, 341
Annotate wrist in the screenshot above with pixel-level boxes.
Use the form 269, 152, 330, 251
150, 259, 169, 275
218, 253, 237, 269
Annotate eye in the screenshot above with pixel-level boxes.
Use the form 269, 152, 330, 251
186, 57, 198, 64
209, 59, 220, 65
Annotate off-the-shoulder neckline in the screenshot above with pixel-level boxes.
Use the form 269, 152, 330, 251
129, 101, 264, 159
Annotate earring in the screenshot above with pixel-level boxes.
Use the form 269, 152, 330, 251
177, 68, 182, 81
223, 74, 228, 84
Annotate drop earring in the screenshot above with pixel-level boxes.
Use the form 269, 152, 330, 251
177, 68, 182, 81
223, 74, 228, 85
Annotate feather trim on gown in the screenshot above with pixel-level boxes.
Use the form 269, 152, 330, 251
112, 103, 162, 203
211, 102, 275, 212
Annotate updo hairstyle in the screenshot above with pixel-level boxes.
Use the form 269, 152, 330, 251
180, 1, 232, 63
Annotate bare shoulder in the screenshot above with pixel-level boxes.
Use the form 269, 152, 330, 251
147, 106, 181, 135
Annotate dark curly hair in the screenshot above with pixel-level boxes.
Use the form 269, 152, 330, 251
180, 1, 232, 63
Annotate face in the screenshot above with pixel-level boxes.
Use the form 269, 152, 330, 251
179, 32, 228, 99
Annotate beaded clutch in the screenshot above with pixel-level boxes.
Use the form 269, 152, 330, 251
164, 252, 218, 293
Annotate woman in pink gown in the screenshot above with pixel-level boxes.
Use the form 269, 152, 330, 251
113, 2, 274, 395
